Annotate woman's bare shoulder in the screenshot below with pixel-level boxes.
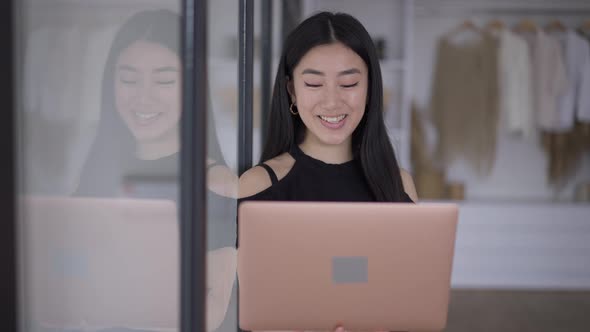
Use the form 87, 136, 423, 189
238, 152, 295, 198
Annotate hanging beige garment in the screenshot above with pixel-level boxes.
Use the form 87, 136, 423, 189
410, 104, 446, 200
430, 33, 499, 176
541, 122, 590, 187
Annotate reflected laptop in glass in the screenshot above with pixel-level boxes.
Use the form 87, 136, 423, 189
238, 202, 459, 332
22, 196, 178, 331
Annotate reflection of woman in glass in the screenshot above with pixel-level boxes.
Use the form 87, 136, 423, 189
77, 9, 232, 197
75, 9, 236, 332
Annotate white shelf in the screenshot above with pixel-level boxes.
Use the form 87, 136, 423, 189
451, 203, 590, 289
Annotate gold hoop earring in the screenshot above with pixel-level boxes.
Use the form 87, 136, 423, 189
289, 102, 298, 115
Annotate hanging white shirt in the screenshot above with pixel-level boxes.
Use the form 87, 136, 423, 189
549, 29, 590, 130
497, 29, 533, 138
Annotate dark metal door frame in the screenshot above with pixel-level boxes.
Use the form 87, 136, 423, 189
180, 0, 208, 331
240, 0, 273, 169
260, 0, 273, 147
238, 0, 254, 176
1, 0, 17, 330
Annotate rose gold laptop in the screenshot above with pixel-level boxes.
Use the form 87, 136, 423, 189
238, 202, 458, 332
21, 196, 179, 331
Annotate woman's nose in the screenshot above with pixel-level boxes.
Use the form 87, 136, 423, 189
322, 85, 341, 110
136, 82, 155, 104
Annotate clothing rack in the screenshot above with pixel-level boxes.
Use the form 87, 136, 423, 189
470, 8, 590, 16
416, 5, 590, 18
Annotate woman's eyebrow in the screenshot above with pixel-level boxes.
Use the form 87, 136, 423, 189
154, 66, 179, 73
300, 68, 361, 76
301, 68, 324, 76
118, 65, 138, 72
338, 68, 361, 76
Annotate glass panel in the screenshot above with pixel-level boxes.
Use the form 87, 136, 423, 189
16, 1, 188, 331
206, 0, 239, 331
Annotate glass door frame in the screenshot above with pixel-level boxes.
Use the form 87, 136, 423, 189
180, 0, 209, 331
2, 0, 17, 329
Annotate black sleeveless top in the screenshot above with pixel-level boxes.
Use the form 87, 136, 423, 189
239, 145, 414, 203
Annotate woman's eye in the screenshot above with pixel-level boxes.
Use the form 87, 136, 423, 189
341, 82, 359, 88
118, 70, 139, 85
156, 80, 176, 85
120, 78, 138, 85
304, 82, 322, 88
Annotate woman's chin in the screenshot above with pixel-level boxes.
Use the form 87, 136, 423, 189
131, 127, 167, 142
315, 133, 350, 146
131, 124, 178, 144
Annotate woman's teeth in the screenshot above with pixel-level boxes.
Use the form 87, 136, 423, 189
135, 112, 160, 120
319, 114, 346, 123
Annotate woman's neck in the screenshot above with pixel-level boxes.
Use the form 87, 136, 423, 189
136, 130, 179, 160
299, 132, 353, 164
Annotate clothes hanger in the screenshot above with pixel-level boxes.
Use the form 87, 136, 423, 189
579, 19, 590, 33
485, 19, 505, 32
513, 19, 538, 33
445, 19, 482, 38
545, 19, 567, 33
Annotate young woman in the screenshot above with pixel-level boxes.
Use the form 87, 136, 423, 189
239, 11, 417, 203
74, 10, 237, 332
238, 11, 417, 332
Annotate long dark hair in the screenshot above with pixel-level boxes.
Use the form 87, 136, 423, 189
261, 12, 405, 202
76, 9, 225, 195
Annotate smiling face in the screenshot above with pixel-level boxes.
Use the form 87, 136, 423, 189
114, 40, 181, 143
288, 42, 368, 147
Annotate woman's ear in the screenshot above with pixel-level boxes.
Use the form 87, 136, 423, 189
286, 77, 296, 104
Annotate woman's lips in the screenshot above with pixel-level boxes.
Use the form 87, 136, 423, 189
318, 114, 347, 129
133, 111, 162, 126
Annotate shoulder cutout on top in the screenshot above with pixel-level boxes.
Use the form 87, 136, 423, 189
238, 152, 295, 199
